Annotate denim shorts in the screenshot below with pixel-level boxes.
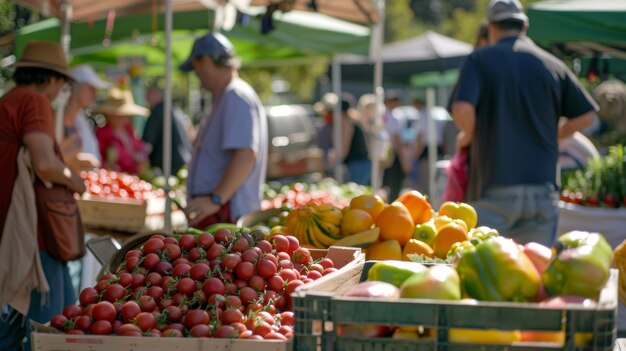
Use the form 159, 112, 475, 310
470, 184, 559, 246
0, 251, 75, 351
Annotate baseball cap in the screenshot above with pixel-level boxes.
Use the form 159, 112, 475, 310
487, 0, 528, 24
70, 64, 111, 89
179, 32, 236, 72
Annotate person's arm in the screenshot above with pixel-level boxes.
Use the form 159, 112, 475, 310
451, 101, 476, 150
186, 148, 255, 226
557, 111, 596, 141
23, 132, 86, 193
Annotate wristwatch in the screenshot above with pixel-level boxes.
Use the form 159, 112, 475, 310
208, 193, 222, 206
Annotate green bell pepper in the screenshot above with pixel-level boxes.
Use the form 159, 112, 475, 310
456, 236, 540, 302
542, 231, 613, 300
367, 261, 428, 287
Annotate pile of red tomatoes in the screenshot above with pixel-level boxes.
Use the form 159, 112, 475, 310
49, 229, 337, 339
81, 169, 165, 201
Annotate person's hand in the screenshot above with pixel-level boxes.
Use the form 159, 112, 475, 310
456, 131, 472, 151
186, 196, 220, 228
65, 152, 101, 172
69, 171, 87, 194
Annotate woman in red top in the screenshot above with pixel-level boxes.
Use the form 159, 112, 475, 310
0, 41, 85, 351
94, 88, 151, 175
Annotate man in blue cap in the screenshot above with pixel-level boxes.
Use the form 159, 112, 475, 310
180, 32, 268, 228
450, 0, 597, 245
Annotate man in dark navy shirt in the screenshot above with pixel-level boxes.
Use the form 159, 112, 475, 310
451, 0, 598, 245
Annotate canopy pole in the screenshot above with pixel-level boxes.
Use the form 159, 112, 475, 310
426, 87, 437, 205
163, 0, 173, 234
55, 0, 72, 143
370, 0, 385, 192
331, 56, 344, 184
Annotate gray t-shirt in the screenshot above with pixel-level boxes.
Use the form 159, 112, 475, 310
187, 79, 268, 219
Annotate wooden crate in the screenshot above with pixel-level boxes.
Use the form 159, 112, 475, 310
78, 197, 167, 233
31, 332, 291, 351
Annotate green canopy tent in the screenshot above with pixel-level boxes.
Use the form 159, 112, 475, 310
528, 0, 626, 60
14, 8, 370, 70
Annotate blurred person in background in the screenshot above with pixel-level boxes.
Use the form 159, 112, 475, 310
382, 91, 408, 200
179, 32, 268, 228
61, 64, 111, 172
143, 81, 193, 175
313, 92, 338, 175
358, 94, 394, 179
337, 94, 371, 185
410, 97, 447, 192
0, 41, 86, 351
94, 88, 151, 175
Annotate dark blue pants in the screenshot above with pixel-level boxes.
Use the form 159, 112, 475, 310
0, 251, 75, 351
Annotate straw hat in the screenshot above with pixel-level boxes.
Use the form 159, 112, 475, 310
15, 41, 73, 80
94, 88, 150, 117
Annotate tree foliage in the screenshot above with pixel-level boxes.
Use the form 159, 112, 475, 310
442, 0, 541, 45
385, 0, 425, 42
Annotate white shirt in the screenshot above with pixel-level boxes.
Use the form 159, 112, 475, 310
74, 110, 101, 161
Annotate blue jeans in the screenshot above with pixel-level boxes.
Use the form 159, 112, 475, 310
346, 159, 372, 186
470, 184, 559, 246
0, 251, 76, 351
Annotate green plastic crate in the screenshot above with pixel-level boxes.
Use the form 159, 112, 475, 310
294, 261, 618, 351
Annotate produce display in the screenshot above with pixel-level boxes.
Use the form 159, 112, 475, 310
336, 230, 614, 344
81, 169, 165, 201
275, 189, 495, 264
561, 144, 626, 207
48, 229, 338, 339
261, 179, 370, 210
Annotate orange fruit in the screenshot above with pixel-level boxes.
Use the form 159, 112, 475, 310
433, 222, 469, 259
350, 194, 386, 220
375, 202, 415, 246
402, 239, 435, 260
366, 239, 403, 261
396, 190, 433, 225
341, 208, 374, 235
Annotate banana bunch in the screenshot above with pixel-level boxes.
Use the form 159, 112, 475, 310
286, 203, 343, 248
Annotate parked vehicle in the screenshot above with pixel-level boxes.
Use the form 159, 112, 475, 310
265, 104, 324, 179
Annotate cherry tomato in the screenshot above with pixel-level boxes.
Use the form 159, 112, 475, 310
212, 325, 235, 339
135, 312, 157, 331
143, 238, 165, 254
235, 261, 255, 281
89, 320, 112, 335
79, 287, 99, 306
92, 301, 116, 322
189, 263, 210, 281
177, 234, 197, 251
50, 314, 68, 330
183, 309, 209, 330
120, 301, 141, 323
256, 259, 277, 279
196, 234, 215, 249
